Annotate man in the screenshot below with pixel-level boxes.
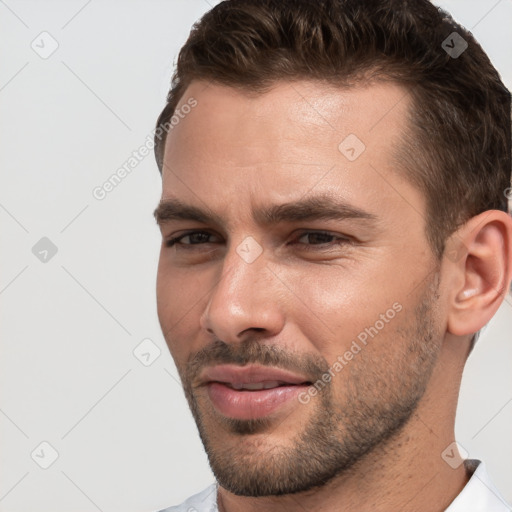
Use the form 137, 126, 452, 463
152, 0, 512, 510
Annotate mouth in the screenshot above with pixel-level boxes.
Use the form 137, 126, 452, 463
221, 380, 304, 390
199, 364, 313, 420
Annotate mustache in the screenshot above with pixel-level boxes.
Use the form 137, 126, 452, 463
182, 338, 331, 386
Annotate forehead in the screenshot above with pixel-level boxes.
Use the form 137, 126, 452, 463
166, 78, 411, 159
160, 79, 419, 224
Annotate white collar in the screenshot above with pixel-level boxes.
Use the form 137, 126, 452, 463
445, 459, 511, 511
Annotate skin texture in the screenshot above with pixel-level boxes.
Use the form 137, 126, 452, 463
155, 79, 512, 512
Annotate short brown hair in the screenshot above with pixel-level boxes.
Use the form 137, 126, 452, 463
154, 0, 511, 259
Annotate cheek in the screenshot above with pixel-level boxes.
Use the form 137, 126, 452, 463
156, 263, 184, 353
156, 253, 195, 315
156, 259, 173, 322
286, 263, 405, 362
156, 262, 207, 363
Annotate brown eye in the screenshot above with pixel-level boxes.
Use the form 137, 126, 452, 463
294, 231, 351, 250
165, 231, 219, 248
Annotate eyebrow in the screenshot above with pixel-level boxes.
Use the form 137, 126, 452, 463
153, 193, 377, 228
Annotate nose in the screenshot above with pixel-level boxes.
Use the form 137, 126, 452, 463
199, 240, 285, 342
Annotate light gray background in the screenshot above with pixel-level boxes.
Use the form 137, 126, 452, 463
0, 1, 511, 511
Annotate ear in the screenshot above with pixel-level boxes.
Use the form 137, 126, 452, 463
446, 210, 512, 337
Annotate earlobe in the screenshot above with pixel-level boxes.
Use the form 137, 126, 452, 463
446, 210, 512, 338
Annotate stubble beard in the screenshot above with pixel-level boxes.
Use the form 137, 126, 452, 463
177, 277, 442, 497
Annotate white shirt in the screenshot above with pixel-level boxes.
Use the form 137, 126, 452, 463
157, 460, 511, 512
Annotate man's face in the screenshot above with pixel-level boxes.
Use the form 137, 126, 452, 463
155, 79, 445, 496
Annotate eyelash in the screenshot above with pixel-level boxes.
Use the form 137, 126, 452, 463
164, 230, 351, 251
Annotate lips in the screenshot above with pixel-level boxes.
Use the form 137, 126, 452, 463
229, 380, 289, 390
199, 364, 311, 388
199, 364, 312, 420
